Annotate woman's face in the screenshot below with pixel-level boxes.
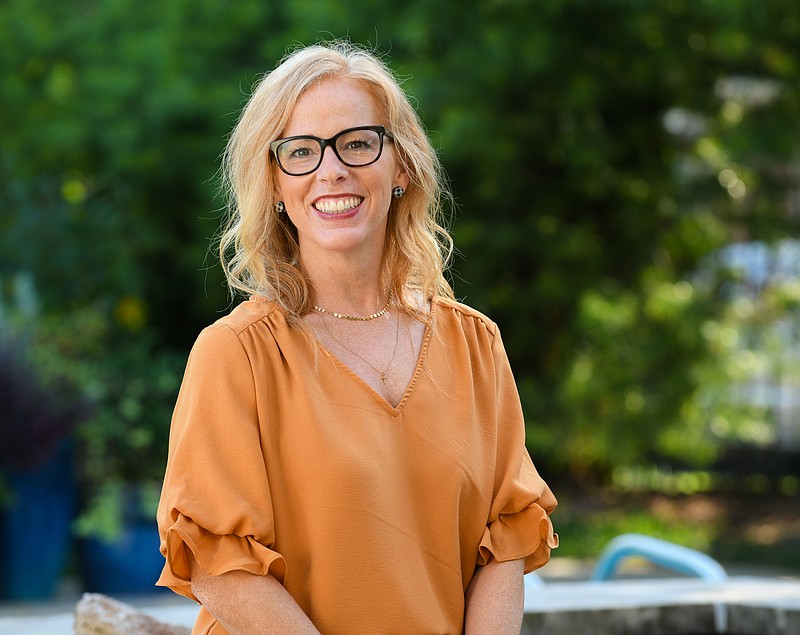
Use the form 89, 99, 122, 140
274, 77, 408, 265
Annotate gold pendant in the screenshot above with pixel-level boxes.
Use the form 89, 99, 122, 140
380, 372, 388, 385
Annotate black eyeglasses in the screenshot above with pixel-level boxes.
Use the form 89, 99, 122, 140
270, 125, 394, 176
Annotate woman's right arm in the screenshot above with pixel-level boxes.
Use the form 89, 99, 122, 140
189, 553, 321, 635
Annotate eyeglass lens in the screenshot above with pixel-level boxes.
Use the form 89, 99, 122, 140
275, 128, 384, 175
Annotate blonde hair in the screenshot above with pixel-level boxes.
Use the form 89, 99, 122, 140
219, 41, 454, 322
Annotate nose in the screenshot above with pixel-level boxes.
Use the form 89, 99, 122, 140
316, 145, 348, 182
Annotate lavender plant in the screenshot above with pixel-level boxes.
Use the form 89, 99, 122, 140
0, 338, 90, 476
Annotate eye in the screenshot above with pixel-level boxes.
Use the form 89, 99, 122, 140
346, 138, 371, 150
279, 138, 320, 163
287, 145, 316, 159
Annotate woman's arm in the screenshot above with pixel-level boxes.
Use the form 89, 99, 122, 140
189, 553, 321, 635
464, 557, 525, 635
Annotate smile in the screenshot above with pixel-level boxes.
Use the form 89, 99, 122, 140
313, 196, 363, 214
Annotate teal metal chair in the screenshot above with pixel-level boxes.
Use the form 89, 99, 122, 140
590, 533, 728, 582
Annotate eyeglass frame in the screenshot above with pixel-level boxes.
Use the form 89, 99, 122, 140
269, 125, 395, 176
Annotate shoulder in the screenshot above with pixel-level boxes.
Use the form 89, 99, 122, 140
433, 296, 499, 339
180, 298, 297, 389
192, 296, 286, 355
210, 296, 282, 335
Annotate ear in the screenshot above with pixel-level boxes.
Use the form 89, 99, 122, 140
271, 162, 283, 200
394, 167, 410, 192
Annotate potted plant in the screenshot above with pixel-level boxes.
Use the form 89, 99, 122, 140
1, 275, 187, 595
73, 334, 185, 595
0, 334, 90, 599
2, 289, 186, 596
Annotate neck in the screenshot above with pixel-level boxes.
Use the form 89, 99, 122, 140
300, 246, 387, 317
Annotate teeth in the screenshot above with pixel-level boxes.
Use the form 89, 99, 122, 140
314, 197, 362, 213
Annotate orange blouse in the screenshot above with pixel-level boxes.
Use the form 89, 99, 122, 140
157, 295, 557, 634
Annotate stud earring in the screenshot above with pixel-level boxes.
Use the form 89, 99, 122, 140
392, 187, 405, 199
275, 201, 286, 213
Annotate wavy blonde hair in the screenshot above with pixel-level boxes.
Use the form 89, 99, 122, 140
219, 41, 454, 323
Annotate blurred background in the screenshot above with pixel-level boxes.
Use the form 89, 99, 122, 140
1, 0, 799, 605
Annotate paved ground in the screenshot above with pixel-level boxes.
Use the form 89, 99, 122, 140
0, 590, 198, 635
1, 558, 797, 635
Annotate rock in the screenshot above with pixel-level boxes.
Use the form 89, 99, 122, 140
74, 593, 192, 635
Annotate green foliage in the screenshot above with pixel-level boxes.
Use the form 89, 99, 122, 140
74, 480, 162, 543
553, 499, 718, 559
74, 336, 185, 485
2, 0, 799, 492
26, 306, 185, 537
0, 276, 184, 536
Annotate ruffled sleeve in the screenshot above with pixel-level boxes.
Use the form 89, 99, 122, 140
156, 322, 286, 601
475, 328, 558, 574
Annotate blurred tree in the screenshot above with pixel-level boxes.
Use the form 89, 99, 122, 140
382, 0, 800, 481
0, 0, 290, 346
1, 0, 798, 485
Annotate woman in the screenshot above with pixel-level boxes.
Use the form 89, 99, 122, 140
156, 41, 558, 634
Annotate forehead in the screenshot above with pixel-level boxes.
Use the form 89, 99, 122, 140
282, 77, 383, 137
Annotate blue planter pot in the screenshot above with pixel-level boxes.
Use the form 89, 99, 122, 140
0, 441, 76, 600
79, 487, 167, 596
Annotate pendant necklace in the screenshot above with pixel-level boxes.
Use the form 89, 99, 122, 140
320, 309, 401, 385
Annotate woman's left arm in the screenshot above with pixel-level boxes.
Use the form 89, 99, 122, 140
464, 557, 525, 635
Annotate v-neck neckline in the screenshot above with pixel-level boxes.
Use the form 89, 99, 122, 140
320, 299, 436, 415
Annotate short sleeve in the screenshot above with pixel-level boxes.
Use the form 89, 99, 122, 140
156, 323, 286, 601
476, 329, 559, 574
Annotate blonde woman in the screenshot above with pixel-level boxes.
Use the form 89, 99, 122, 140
157, 41, 557, 635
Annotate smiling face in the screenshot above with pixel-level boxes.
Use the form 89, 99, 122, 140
274, 77, 409, 267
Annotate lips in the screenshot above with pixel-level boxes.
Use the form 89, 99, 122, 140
313, 196, 363, 214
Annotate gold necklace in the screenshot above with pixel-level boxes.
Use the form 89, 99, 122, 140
320, 310, 400, 385
312, 292, 392, 321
